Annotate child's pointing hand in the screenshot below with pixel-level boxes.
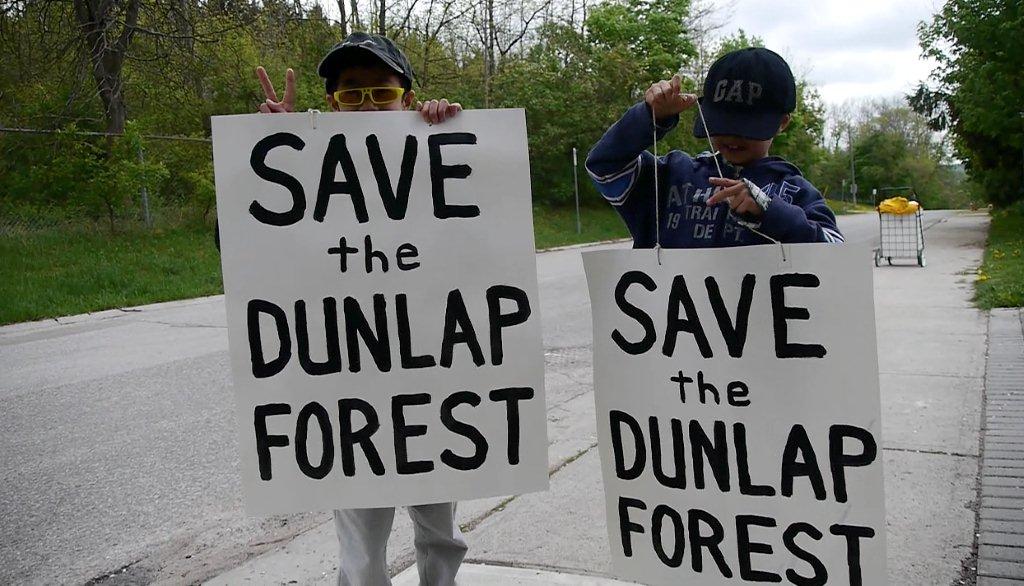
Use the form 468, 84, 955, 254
645, 74, 697, 121
707, 177, 766, 218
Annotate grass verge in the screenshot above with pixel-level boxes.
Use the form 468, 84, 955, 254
533, 204, 628, 249
825, 198, 875, 215
0, 206, 628, 325
975, 206, 1024, 309
0, 223, 224, 325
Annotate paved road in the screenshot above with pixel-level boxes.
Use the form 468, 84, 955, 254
0, 210, 962, 584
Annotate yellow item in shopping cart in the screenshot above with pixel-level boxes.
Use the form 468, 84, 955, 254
877, 197, 920, 214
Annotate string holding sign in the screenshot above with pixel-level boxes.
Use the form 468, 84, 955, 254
651, 105, 663, 266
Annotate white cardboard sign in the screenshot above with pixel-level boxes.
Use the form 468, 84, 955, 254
212, 110, 548, 514
583, 244, 885, 586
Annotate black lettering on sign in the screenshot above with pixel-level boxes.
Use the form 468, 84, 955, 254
392, 393, 434, 475
489, 387, 533, 465
327, 237, 359, 273
705, 274, 755, 357
783, 523, 828, 586
254, 403, 291, 480
664, 275, 713, 359
735, 515, 782, 583
315, 134, 367, 223
249, 132, 306, 226
248, 299, 291, 378
697, 371, 720, 404
440, 391, 488, 471
337, 398, 385, 476
366, 134, 417, 220
727, 381, 751, 407
395, 243, 421, 271
770, 273, 827, 359
671, 370, 693, 403
343, 294, 392, 373
781, 424, 827, 500
649, 416, 686, 490
295, 298, 342, 376
440, 290, 486, 368
362, 234, 389, 273
618, 496, 648, 557
734, 423, 775, 497
486, 285, 531, 366
427, 133, 480, 219
829, 425, 877, 504
690, 420, 730, 492
295, 402, 334, 479
610, 410, 645, 480
395, 293, 437, 369
652, 504, 686, 568
688, 508, 733, 578
830, 524, 875, 586
612, 271, 657, 354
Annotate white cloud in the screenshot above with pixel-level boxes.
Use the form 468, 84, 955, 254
719, 0, 942, 106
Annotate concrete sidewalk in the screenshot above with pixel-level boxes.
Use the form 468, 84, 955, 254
206, 212, 991, 585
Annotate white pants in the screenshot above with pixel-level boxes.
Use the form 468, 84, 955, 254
334, 503, 467, 586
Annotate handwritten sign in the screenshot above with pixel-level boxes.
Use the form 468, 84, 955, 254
212, 110, 548, 514
584, 244, 885, 586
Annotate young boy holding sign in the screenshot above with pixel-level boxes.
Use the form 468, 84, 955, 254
254, 32, 467, 586
586, 47, 843, 247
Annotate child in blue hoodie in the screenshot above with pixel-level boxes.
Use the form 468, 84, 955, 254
586, 47, 843, 247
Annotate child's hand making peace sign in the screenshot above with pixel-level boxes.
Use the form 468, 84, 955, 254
256, 66, 296, 113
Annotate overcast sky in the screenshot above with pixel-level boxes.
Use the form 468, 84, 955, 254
717, 0, 942, 107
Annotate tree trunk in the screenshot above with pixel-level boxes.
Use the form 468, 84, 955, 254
484, 0, 494, 107
337, 0, 348, 35
72, 0, 139, 139
350, 0, 362, 30
377, 0, 385, 35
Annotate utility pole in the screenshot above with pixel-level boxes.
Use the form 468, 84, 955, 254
572, 147, 581, 234
137, 144, 152, 228
848, 126, 857, 206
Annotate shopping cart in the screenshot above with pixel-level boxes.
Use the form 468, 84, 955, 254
873, 190, 925, 267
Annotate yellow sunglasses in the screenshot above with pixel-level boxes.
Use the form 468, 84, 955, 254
332, 86, 406, 106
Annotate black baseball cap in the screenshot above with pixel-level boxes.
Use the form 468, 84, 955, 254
317, 32, 416, 93
693, 47, 796, 141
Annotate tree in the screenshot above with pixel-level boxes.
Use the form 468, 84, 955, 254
911, 0, 1023, 206
72, 0, 140, 136
816, 99, 968, 209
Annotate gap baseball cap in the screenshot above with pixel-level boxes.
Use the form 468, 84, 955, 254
693, 47, 797, 141
317, 32, 416, 93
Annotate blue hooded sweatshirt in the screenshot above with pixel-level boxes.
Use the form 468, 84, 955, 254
586, 102, 844, 248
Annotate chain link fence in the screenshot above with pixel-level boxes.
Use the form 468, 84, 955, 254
0, 127, 214, 237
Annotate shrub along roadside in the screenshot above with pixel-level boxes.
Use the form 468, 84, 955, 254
975, 205, 1024, 310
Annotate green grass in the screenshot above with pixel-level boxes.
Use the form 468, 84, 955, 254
0, 196, 909, 325
0, 207, 629, 325
825, 198, 875, 215
0, 223, 224, 325
532, 204, 629, 249
975, 206, 1024, 309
